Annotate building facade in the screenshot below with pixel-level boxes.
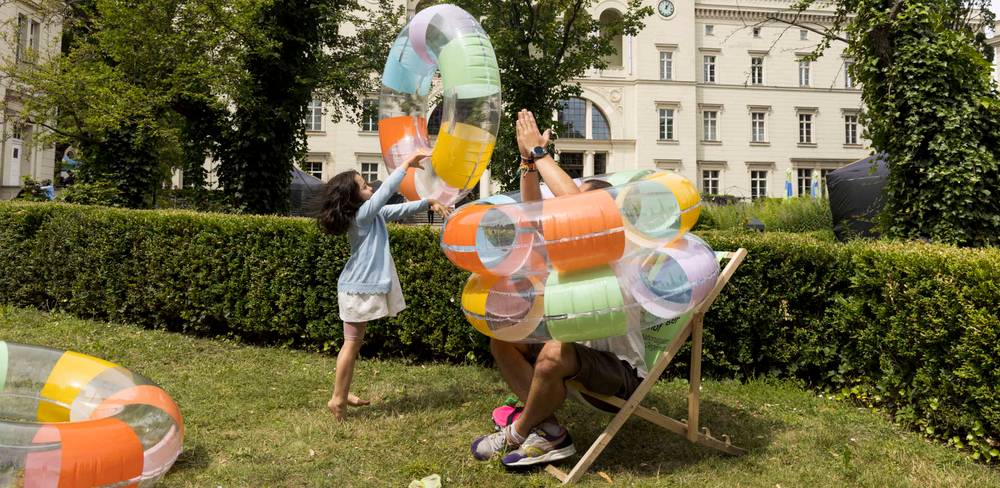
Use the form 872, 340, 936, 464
990, 22, 999, 84
306, 0, 871, 200
0, 3, 61, 200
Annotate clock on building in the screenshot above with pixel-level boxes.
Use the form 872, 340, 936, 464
658, 0, 675, 18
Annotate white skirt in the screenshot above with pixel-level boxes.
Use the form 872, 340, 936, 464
337, 260, 406, 323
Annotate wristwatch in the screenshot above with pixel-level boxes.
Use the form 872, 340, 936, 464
530, 146, 548, 160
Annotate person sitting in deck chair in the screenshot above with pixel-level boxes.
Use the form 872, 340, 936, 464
470, 110, 646, 468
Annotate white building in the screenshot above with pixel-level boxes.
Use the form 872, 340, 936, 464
990, 22, 999, 84
306, 0, 870, 200
0, 4, 61, 200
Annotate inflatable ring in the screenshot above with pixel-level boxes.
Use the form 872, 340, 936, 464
378, 4, 502, 205
441, 170, 718, 343
0, 342, 183, 487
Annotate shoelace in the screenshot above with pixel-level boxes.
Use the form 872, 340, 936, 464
486, 427, 513, 451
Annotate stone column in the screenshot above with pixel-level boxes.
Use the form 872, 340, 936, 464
584, 151, 595, 178
479, 168, 492, 198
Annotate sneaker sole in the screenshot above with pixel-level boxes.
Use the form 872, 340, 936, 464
501, 445, 577, 467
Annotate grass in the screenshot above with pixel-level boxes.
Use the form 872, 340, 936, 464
697, 197, 834, 237
2, 305, 998, 487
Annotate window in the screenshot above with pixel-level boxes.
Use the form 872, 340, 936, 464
594, 152, 607, 175
558, 98, 586, 138
304, 161, 323, 180
800, 29, 808, 41
360, 99, 378, 132
702, 170, 720, 195
559, 152, 584, 179
658, 108, 675, 141
751, 170, 768, 199
599, 9, 624, 68
703, 56, 716, 83
703, 111, 718, 141
659, 51, 673, 80
16, 15, 28, 62
591, 106, 611, 140
705, 25, 715, 36
845, 114, 859, 145
752, 27, 761, 38
799, 114, 813, 143
427, 105, 442, 136
798, 59, 811, 86
557, 97, 611, 140
306, 100, 323, 132
360, 162, 379, 183
30, 20, 40, 52
797, 169, 812, 196
751, 57, 764, 85
751, 112, 766, 142
844, 61, 854, 88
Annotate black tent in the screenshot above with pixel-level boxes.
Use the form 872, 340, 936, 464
290, 166, 325, 216
826, 153, 889, 241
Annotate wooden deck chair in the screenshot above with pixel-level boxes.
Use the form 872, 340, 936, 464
546, 249, 749, 485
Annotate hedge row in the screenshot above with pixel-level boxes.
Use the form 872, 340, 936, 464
1, 202, 998, 460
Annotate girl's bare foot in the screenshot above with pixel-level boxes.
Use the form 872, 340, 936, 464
327, 399, 345, 420
347, 394, 371, 407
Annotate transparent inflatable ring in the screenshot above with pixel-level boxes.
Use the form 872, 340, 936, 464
441, 169, 718, 343
0, 342, 184, 487
378, 4, 502, 205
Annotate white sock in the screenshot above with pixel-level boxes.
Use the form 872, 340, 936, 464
506, 424, 527, 445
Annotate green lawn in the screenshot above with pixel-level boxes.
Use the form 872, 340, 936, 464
2, 305, 997, 487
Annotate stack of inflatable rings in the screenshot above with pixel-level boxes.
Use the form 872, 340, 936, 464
378, 4, 502, 206
0, 342, 183, 487
441, 169, 721, 343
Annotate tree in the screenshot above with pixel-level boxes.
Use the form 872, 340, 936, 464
216, 0, 401, 214
1, 0, 400, 212
443, 0, 653, 190
780, 0, 1000, 246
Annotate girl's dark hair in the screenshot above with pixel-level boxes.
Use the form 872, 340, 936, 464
309, 170, 364, 235
580, 179, 613, 191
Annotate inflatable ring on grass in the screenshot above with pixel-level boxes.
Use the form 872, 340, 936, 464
0, 342, 183, 487
378, 4, 502, 206
441, 170, 719, 343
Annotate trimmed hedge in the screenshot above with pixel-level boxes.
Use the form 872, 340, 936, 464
1, 202, 998, 460
0, 202, 483, 362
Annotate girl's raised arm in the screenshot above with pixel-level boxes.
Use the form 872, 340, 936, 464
354, 150, 430, 227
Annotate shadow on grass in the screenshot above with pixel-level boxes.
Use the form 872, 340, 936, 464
557, 390, 783, 477
366, 382, 487, 417
171, 443, 210, 473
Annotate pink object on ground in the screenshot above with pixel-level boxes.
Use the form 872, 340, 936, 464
492, 405, 523, 429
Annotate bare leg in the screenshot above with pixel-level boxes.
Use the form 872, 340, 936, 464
328, 321, 369, 419
512, 342, 580, 438
491, 339, 534, 402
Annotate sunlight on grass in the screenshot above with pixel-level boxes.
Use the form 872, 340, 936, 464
2, 306, 997, 487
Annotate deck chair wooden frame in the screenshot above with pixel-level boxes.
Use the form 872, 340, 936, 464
546, 248, 748, 485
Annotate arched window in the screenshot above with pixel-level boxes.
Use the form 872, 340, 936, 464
599, 9, 623, 69
557, 97, 612, 140
558, 98, 586, 139
591, 105, 611, 140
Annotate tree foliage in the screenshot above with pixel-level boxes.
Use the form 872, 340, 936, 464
1, 0, 399, 212
444, 0, 653, 190
791, 0, 1000, 246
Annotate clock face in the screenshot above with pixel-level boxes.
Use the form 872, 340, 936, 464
658, 0, 675, 18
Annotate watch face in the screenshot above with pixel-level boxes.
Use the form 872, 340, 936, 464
658, 0, 674, 18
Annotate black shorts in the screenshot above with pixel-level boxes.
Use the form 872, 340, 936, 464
526, 343, 642, 411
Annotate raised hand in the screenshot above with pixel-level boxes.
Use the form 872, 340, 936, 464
516, 110, 551, 157
427, 199, 452, 218
402, 148, 432, 170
